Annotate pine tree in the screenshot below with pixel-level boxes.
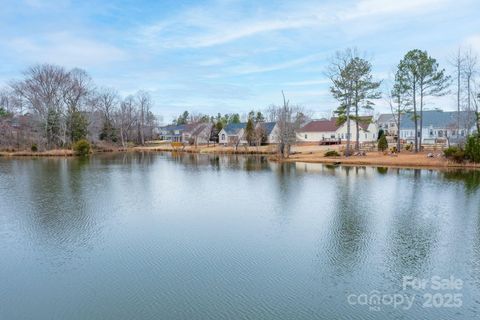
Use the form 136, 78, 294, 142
396, 50, 450, 152
378, 134, 388, 152
245, 118, 255, 146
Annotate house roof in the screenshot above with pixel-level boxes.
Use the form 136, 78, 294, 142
332, 116, 373, 130
224, 122, 246, 135
399, 111, 476, 130
257, 122, 276, 135
299, 119, 339, 132
377, 114, 395, 123
190, 123, 212, 136
160, 124, 187, 132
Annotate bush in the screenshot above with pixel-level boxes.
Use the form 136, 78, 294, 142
73, 139, 91, 156
444, 146, 465, 163
30, 144, 38, 152
465, 135, 480, 163
444, 146, 459, 158
405, 143, 412, 151
378, 135, 388, 152
452, 149, 465, 163
324, 150, 340, 157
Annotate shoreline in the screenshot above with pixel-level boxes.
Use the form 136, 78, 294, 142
2, 144, 479, 170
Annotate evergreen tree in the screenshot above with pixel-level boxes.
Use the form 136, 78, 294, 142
378, 134, 388, 152
396, 49, 450, 152
229, 113, 240, 124
255, 111, 265, 122
176, 110, 189, 125
245, 118, 255, 145
329, 50, 381, 154
100, 117, 117, 142
67, 110, 89, 143
46, 108, 61, 148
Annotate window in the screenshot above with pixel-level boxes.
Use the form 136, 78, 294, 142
429, 129, 433, 136
365, 133, 367, 139
221, 134, 225, 140
305, 134, 308, 139
438, 130, 443, 137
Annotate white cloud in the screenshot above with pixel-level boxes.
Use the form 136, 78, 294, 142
228, 54, 324, 75
6, 32, 127, 68
137, 0, 455, 50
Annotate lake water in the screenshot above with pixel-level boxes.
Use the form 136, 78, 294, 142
0, 152, 479, 319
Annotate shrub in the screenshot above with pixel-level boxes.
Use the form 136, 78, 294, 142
452, 149, 465, 163
444, 146, 459, 158
73, 139, 91, 156
378, 135, 388, 152
465, 135, 480, 163
405, 143, 412, 151
30, 144, 38, 152
378, 129, 384, 140
444, 146, 465, 163
324, 150, 340, 157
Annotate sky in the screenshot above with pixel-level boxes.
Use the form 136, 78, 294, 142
0, 0, 479, 123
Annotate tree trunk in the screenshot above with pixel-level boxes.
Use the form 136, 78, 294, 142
413, 80, 418, 153
467, 75, 471, 135
419, 88, 424, 151
397, 101, 401, 153
346, 101, 351, 157
457, 62, 461, 133
355, 104, 359, 151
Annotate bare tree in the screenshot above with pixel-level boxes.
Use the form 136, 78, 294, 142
11, 64, 69, 148
268, 91, 304, 159
135, 91, 152, 145
450, 48, 465, 133
462, 48, 477, 135
117, 95, 137, 147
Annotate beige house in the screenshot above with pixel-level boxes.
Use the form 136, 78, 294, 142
297, 116, 377, 143
335, 117, 377, 142
296, 119, 338, 142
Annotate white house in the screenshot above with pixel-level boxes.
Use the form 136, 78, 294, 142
335, 117, 377, 142
377, 114, 398, 136
257, 122, 280, 144
399, 110, 477, 144
219, 123, 247, 145
296, 117, 377, 143
296, 119, 338, 142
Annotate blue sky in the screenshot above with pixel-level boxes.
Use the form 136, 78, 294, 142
1, 0, 479, 122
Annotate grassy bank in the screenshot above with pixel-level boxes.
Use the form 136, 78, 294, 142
2, 143, 479, 170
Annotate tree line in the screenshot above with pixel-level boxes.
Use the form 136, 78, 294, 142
328, 47, 478, 156
0, 64, 158, 150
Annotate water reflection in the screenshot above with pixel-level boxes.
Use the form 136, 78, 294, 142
0, 154, 479, 320
442, 169, 480, 192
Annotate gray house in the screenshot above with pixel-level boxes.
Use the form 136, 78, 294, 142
399, 110, 477, 144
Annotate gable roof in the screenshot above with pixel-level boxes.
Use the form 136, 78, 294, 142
399, 110, 476, 130
257, 122, 276, 135
332, 116, 373, 130
299, 119, 338, 132
378, 114, 395, 123
224, 122, 246, 135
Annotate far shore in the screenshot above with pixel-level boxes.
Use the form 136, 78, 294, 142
1, 142, 479, 170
